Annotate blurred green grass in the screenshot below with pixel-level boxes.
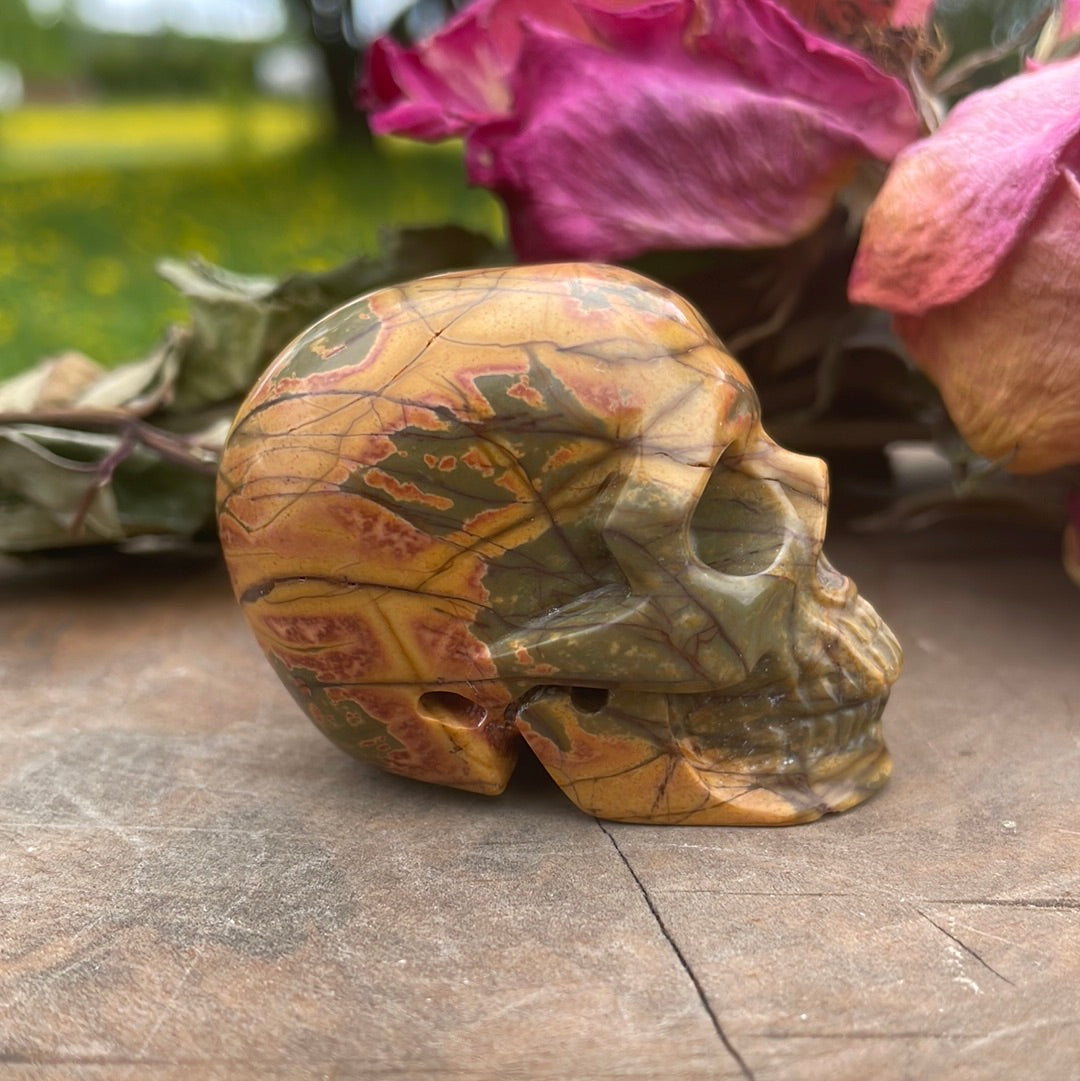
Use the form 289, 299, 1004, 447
0, 101, 503, 380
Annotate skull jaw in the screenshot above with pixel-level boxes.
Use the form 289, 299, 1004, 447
267, 629, 896, 819
514, 688, 893, 825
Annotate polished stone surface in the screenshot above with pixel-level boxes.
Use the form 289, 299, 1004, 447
1, 525, 1077, 1079
218, 263, 900, 824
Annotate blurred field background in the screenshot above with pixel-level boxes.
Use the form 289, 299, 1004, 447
0, 0, 500, 380
0, 0, 1034, 383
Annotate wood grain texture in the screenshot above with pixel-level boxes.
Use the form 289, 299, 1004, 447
1, 524, 1077, 1079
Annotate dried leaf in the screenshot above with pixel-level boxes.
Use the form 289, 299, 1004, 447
0, 422, 221, 552
0, 226, 499, 555
161, 226, 499, 413
76, 335, 181, 413
0, 353, 105, 412
0, 425, 125, 549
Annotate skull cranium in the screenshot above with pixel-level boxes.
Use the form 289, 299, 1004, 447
217, 263, 901, 824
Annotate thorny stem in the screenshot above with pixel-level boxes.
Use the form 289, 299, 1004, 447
0, 408, 222, 541
0, 409, 222, 474
69, 427, 138, 537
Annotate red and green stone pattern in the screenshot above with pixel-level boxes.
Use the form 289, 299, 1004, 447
217, 263, 901, 825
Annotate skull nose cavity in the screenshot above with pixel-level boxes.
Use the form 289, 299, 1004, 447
569, 686, 610, 714
418, 691, 488, 729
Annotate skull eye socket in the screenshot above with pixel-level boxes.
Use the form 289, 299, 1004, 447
418, 692, 488, 728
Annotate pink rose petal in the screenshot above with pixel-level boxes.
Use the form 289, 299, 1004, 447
894, 165, 1080, 473
465, 0, 918, 260
1064, 0, 1080, 40
363, 0, 624, 139
850, 57, 1080, 316
887, 0, 935, 26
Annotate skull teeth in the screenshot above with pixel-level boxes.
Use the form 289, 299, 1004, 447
681, 695, 888, 776
783, 700, 884, 771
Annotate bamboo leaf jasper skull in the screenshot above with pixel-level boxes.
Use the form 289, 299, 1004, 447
217, 263, 902, 825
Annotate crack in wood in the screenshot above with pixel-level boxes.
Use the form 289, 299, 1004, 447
747, 1030, 983, 1041
598, 822, 756, 1081
916, 909, 1015, 986
925, 899, 1080, 910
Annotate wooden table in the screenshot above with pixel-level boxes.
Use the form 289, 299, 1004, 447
2, 525, 1078, 1080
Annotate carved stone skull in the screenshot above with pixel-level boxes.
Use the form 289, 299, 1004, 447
217, 263, 901, 825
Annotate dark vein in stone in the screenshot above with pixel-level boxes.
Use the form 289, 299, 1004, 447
239, 574, 498, 613
598, 822, 756, 1081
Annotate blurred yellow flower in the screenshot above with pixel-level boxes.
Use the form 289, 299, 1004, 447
0, 243, 16, 279
0, 310, 16, 347
84, 256, 127, 297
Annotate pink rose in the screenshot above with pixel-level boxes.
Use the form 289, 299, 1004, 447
363, 0, 920, 261
850, 57, 1080, 475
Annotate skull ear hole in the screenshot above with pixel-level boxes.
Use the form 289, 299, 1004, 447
418, 691, 488, 728
570, 686, 610, 714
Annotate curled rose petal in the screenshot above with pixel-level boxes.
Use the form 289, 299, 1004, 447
363, 0, 623, 140
850, 58, 1080, 315
363, 0, 919, 260
894, 169, 1080, 473
464, 0, 919, 260
851, 58, 1080, 473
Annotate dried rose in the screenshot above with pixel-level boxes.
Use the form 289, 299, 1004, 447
363, 0, 920, 261
850, 57, 1080, 474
